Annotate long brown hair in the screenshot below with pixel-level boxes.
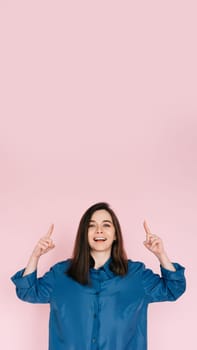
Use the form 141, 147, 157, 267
66, 202, 128, 285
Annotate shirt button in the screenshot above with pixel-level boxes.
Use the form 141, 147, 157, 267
92, 337, 96, 343
93, 313, 97, 318
96, 291, 100, 295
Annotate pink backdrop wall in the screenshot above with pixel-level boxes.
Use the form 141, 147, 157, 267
0, 1, 195, 349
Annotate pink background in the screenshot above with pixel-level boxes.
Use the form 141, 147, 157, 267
0, 1, 196, 349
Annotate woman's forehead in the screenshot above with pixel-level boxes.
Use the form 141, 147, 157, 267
90, 209, 112, 221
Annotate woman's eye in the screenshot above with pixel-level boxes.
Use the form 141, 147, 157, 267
103, 224, 110, 227
88, 224, 95, 228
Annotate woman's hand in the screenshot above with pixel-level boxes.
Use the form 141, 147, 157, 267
143, 220, 176, 271
143, 220, 165, 257
31, 224, 55, 258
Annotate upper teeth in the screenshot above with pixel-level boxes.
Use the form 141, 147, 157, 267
94, 237, 106, 241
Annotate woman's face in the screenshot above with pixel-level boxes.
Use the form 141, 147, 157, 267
88, 209, 116, 254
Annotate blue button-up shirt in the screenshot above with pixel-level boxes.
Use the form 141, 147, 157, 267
11, 258, 186, 350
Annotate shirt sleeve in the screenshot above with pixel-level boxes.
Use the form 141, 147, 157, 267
141, 262, 186, 303
10, 263, 58, 304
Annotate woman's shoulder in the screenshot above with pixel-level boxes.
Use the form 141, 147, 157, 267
127, 259, 146, 273
49, 258, 72, 273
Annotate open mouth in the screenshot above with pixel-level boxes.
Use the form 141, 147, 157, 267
94, 237, 107, 241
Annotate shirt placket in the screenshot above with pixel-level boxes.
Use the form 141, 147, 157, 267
91, 269, 104, 350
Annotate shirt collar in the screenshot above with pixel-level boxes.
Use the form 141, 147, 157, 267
90, 256, 114, 279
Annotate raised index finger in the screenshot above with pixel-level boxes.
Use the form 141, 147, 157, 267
46, 224, 54, 238
143, 220, 152, 239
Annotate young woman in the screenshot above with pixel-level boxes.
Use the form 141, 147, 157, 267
11, 202, 186, 350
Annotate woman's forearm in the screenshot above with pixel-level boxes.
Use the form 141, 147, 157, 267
22, 254, 40, 276
156, 252, 176, 271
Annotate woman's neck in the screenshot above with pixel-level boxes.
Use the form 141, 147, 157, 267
90, 251, 111, 269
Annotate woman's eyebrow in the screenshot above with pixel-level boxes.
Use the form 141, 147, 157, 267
89, 220, 112, 223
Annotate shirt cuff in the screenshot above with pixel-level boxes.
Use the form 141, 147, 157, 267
160, 262, 185, 280
10, 268, 37, 288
